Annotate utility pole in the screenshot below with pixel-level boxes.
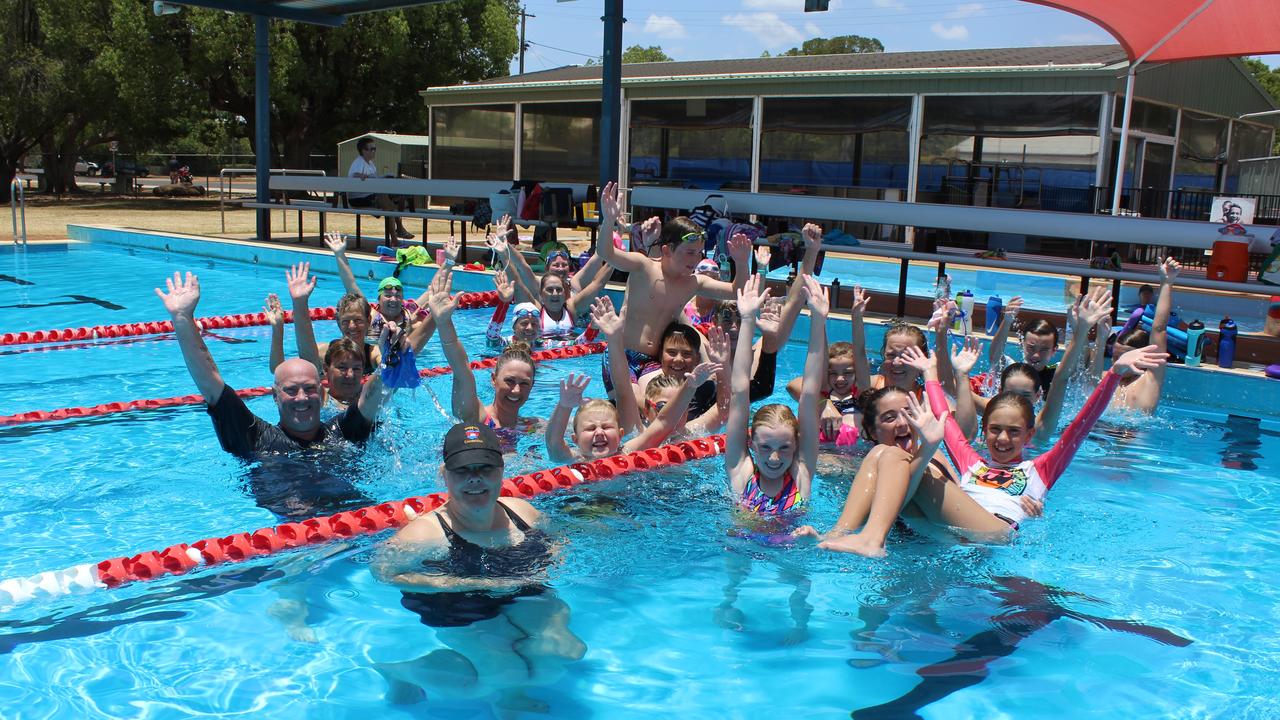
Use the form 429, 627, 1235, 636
518, 5, 535, 74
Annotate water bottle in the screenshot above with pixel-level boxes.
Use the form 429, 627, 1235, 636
578, 250, 591, 271
985, 295, 1003, 335
1218, 317, 1237, 369
831, 278, 841, 310
956, 290, 974, 335
1185, 320, 1205, 367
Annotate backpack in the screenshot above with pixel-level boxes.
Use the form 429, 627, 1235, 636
688, 193, 728, 229
471, 199, 492, 230
520, 183, 544, 221
540, 187, 574, 226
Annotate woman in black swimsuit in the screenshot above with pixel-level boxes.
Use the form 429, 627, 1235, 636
372, 423, 585, 704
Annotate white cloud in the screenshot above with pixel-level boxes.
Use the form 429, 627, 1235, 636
722, 13, 805, 48
644, 14, 688, 40
948, 2, 984, 19
804, 21, 822, 36
930, 22, 969, 40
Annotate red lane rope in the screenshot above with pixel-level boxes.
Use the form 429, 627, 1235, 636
0, 339, 604, 427
0, 435, 727, 605
0, 291, 501, 347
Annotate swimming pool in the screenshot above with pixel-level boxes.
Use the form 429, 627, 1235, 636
2, 233, 1278, 718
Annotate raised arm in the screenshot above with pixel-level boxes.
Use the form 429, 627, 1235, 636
486, 272, 515, 345
1087, 312, 1110, 382
947, 336, 982, 440
592, 296, 643, 434
354, 325, 395, 422
487, 220, 538, 303
726, 274, 770, 493
692, 233, 750, 302
987, 296, 1023, 369
265, 293, 286, 373
929, 298, 959, 396
285, 262, 323, 374
426, 269, 483, 423
595, 181, 650, 273
625, 361, 718, 452
570, 247, 605, 295
547, 373, 589, 462
795, 275, 829, 499
685, 326, 732, 434
567, 259, 612, 317
155, 272, 224, 404
910, 345, 985, 472
1036, 286, 1111, 442
325, 232, 363, 299
848, 285, 872, 391
1129, 258, 1180, 412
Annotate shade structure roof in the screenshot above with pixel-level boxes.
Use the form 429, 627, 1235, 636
1026, 0, 1280, 63
165, 0, 456, 26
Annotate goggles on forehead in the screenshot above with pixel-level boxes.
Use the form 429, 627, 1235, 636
545, 250, 571, 262
512, 303, 540, 320
679, 231, 706, 245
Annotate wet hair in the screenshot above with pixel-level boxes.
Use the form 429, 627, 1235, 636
657, 216, 703, 249
660, 321, 702, 355
645, 372, 684, 401
715, 301, 740, 324
750, 403, 799, 439
858, 386, 910, 442
357, 136, 374, 153
1115, 327, 1149, 348
494, 342, 537, 378
829, 341, 856, 361
539, 271, 568, 294
882, 322, 928, 354
1138, 284, 1154, 296
983, 390, 1035, 430
337, 292, 371, 320
1022, 318, 1059, 346
999, 362, 1042, 394
572, 399, 618, 432
324, 337, 364, 368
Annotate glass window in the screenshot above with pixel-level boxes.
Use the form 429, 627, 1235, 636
759, 96, 910, 192
431, 104, 515, 180
1175, 110, 1229, 190
918, 95, 1101, 214
521, 102, 600, 183
1112, 100, 1177, 137
629, 99, 753, 189
1224, 120, 1275, 193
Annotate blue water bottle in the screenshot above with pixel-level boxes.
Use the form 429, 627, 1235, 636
578, 250, 591, 270
1217, 317, 1237, 369
985, 295, 1003, 335
1185, 320, 1205, 367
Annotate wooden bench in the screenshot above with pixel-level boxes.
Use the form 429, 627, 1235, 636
243, 176, 598, 252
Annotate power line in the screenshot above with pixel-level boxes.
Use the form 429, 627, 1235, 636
527, 40, 601, 61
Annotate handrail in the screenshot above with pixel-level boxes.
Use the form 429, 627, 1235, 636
629, 185, 1271, 251
9, 179, 26, 246
218, 167, 327, 233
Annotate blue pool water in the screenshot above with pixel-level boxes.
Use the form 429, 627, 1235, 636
1, 237, 1278, 718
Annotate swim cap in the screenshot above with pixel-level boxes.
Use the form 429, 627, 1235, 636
695, 259, 719, 275
377, 277, 403, 292
512, 302, 540, 319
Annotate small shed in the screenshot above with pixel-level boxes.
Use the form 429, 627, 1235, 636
337, 132, 431, 178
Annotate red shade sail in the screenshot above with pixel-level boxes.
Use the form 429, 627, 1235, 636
1027, 0, 1280, 62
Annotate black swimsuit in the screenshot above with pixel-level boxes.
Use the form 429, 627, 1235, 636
399, 502, 553, 628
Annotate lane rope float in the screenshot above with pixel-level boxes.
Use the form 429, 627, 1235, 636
0, 291, 501, 347
0, 434, 727, 609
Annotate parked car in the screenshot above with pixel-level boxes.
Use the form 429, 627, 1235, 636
100, 160, 150, 178
75, 158, 100, 176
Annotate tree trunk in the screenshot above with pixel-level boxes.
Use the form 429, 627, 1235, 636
0, 162, 16, 204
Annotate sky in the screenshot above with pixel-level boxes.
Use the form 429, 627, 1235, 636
506, 0, 1280, 76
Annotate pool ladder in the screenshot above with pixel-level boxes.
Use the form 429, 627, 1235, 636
9, 178, 26, 246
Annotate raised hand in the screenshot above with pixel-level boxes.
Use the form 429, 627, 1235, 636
444, 235, 461, 264
801, 222, 823, 248
686, 360, 720, 386
705, 325, 731, 366
558, 373, 591, 407
155, 271, 201, 319
589, 296, 625, 339
493, 271, 515, 304
802, 275, 828, 317
324, 231, 347, 255
736, 273, 770, 318
927, 298, 957, 331
900, 344, 934, 375
640, 216, 662, 251
849, 285, 870, 318
757, 297, 782, 336
425, 267, 457, 321
753, 245, 771, 269
600, 181, 623, 228
728, 233, 751, 264
485, 229, 509, 257
950, 335, 982, 376
1004, 295, 1024, 318
1112, 344, 1168, 377
285, 262, 316, 302
1077, 285, 1113, 328
1158, 256, 1182, 284
264, 293, 284, 327
904, 390, 947, 448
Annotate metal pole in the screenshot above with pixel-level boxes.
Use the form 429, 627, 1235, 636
599, 0, 624, 190
896, 259, 909, 317
254, 15, 271, 242
1110, 64, 1137, 218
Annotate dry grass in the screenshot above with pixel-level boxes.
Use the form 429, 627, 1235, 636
12, 192, 597, 254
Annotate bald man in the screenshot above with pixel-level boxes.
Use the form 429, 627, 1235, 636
157, 271, 391, 459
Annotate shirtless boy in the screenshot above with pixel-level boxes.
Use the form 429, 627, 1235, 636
594, 181, 744, 396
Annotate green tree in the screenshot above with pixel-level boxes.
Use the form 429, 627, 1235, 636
622, 45, 673, 64
781, 35, 883, 56
1243, 58, 1280, 153
177, 1, 518, 170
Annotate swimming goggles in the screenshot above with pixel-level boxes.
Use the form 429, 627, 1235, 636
679, 231, 706, 245
512, 303, 540, 319
545, 250, 571, 262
